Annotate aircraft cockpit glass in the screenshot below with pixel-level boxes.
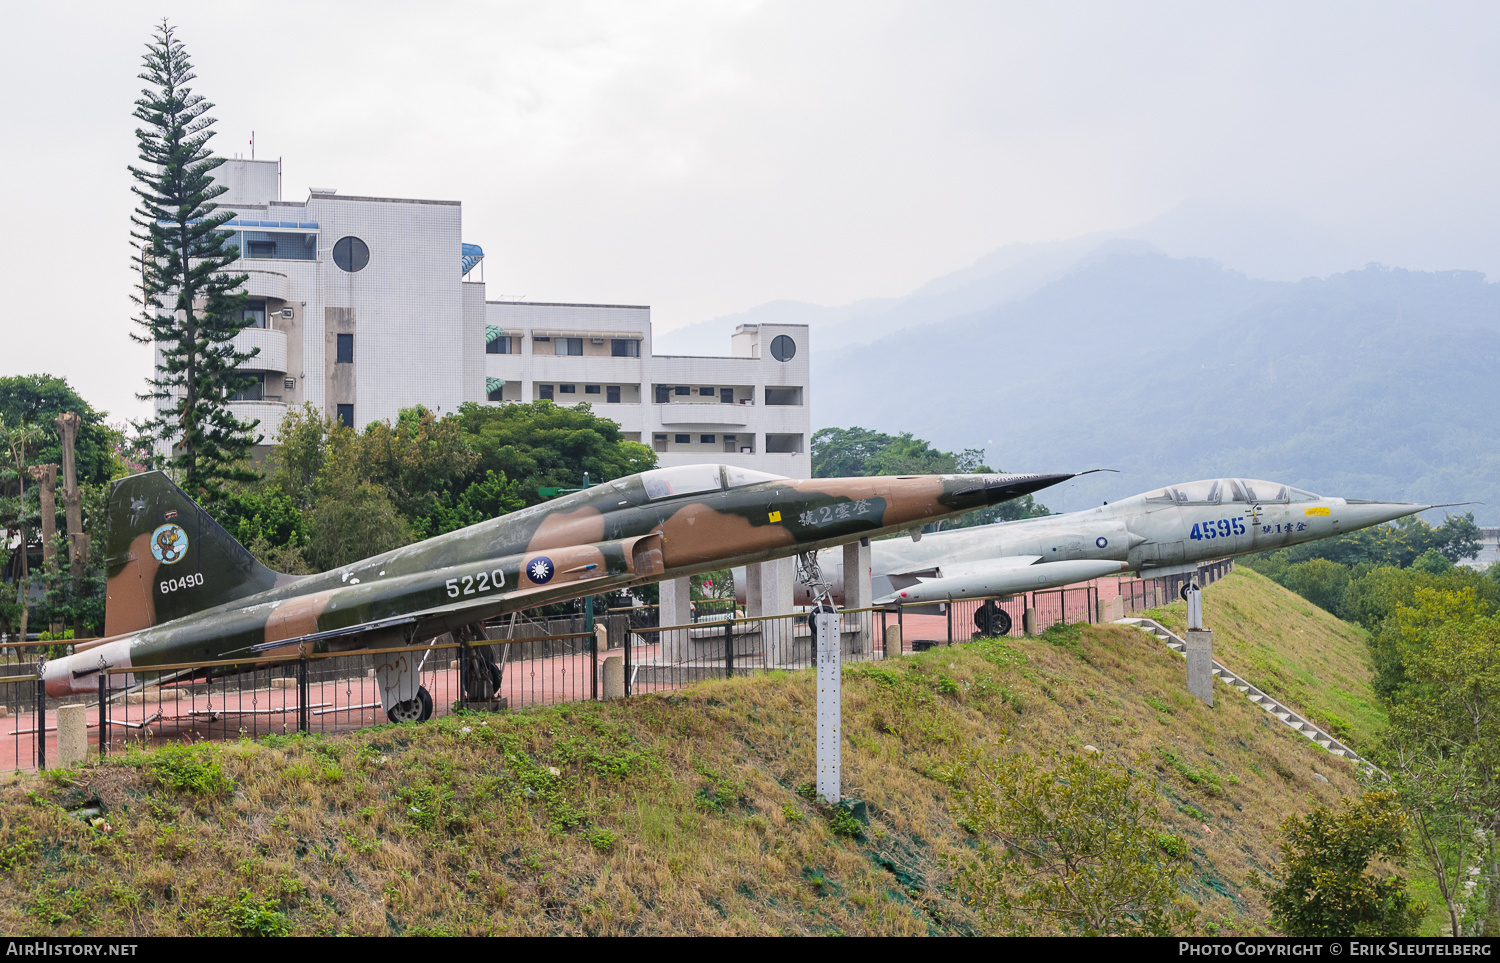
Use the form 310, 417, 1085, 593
1226, 479, 1250, 502
1287, 488, 1320, 503
1174, 480, 1221, 504
1143, 488, 1175, 502
724, 467, 788, 489
1239, 479, 1288, 503
641, 465, 724, 500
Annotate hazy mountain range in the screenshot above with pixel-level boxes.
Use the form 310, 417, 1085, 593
656, 211, 1500, 522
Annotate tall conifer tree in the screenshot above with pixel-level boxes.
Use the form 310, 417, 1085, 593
129, 20, 258, 503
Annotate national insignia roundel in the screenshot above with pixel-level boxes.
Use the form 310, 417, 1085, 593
151, 523, 189, 564
527, 556, 555, 584
1096, 536, 1108, 548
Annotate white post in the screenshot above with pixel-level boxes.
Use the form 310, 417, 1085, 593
814, 610, 841, 804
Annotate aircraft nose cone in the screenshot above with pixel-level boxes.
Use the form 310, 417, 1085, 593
1336, 499, 1430, 529
980, 472, 1075, 506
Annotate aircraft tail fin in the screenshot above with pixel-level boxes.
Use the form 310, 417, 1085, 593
104, 471, 285, 636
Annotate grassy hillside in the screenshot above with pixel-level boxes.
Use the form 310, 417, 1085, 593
1145, 566, 1385, 750
0, 615, 1371, 937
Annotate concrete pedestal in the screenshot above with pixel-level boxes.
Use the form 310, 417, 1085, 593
57, 703, 87, 766
659, 577, 693, 661
842, 541, 872, 652
1186, 628, 1214, 707
1023, 607, 1038, 636
748, 557, 796, 663
602, 655, 624, 700
1097, 596, 1125, 622
884, 624, 902, 659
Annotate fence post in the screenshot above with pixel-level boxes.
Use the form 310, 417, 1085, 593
297, 657, 309, 733
623, 625, 633, 697
724, 618, 734, 679
458, 637, 469, 706
98, 667, 107, 760
946, 604, 952, 645
35, 661, 45, 772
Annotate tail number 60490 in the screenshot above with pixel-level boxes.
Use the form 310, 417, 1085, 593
446, 569, 507, 598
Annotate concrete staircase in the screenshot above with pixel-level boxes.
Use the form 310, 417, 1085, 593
1118, 617, 1374, 773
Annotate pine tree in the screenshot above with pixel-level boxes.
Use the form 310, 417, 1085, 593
129, 20, 258, 503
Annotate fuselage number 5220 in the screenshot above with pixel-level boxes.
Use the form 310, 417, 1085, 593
446, 568, 507, 598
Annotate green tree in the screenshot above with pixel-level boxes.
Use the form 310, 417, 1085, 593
1389, 609, 1500, 932
0, 375, 124, 487
1266, 790, 1425, 937
811, 426, 1048, 526
129, 20, 259, 505
304, 482, 413, 572
456, 401, 655, 507
1282, 558, 1353, 615
948, 749, 1195, 935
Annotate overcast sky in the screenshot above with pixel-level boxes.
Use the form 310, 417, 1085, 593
3, 1, 1498, 423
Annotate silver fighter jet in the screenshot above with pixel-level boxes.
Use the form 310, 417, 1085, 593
735, 477, 1437, 607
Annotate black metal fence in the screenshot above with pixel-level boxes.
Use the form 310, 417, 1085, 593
1, 559, 1235, 772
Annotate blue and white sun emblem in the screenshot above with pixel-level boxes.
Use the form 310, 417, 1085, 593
1096, 536, 1108, 548
527, 556, 555, 585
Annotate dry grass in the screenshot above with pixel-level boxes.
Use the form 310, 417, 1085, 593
0, 612, 1368, 936
1145, 566, 1385, 750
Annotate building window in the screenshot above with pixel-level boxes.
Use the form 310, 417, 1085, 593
247, 240, 276, 259
610, 339, 640, 358
607, 386, 621, 403
336, 333, 354, 364
654, 434, 667, 453
486, 335, 511, 354
700, 435, 715, 445
698, 387, 714, 397
720, 388, 734, 404
488, 386, 504, 402
332, 236, 370, 273
554, 338, 583, 356
243, 300, 267, 328
337, 404, 354, 428
539, 385, 554, 400
674, 386, 690, 396
770, 334, 796, 362
674, 434, 691, 444
585, 385, 601, 394
765, 386, 802, 406
655, 386, 670, 403
559, 384, 576, 394
230, 375, 265, 401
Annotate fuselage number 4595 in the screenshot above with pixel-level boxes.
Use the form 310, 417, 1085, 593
1190, 518, 1246, 541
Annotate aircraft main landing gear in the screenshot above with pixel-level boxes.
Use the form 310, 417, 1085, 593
387, 686, 434, 723
974, 601, 1012, 637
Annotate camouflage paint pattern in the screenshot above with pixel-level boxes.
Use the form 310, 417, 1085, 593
46, 466, 1072, 695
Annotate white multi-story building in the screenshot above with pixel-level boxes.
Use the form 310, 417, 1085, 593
154, 158, 810, 479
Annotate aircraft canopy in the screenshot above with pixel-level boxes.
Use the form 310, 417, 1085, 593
641, 465, 788, 500
1141, 478, 1321, 506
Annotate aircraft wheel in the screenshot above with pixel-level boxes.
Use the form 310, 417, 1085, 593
1180, 582, 1192, 602
387, 686, 434, 723
975, 601, 1011, 636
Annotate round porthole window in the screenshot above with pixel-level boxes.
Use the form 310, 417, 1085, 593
770, 334, 796, 362
332, 236, 370, 273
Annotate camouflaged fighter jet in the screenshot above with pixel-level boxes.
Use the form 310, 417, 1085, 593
750, 477, 1438, 631
43, 463, 1073, 720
